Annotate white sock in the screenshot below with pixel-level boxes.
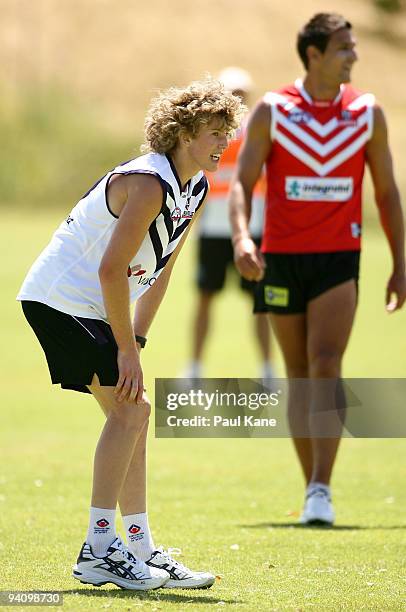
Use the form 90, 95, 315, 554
307, 481, 330, 495
182, 361, 202, 378
86, 507, 116, 558
122, 512, 156, 561
261, 362, 276, 380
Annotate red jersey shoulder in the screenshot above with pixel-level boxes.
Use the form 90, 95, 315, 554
341, 84, 368, 106
276, 83, 302, 103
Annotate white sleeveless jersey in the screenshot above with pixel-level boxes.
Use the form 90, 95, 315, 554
17, 153, 208, 321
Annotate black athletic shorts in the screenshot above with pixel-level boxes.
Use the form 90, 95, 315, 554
254, 251, 360, 314
21, 301, 119, 394
197, 236, 261, 293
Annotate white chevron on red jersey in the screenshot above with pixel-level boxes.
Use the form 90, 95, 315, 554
262, 79, 375, 253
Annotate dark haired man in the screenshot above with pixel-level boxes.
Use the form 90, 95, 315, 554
230, 13, 406, 524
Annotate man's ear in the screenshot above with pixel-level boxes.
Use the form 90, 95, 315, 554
306, 44, 323, 67
180, 129, 192, 147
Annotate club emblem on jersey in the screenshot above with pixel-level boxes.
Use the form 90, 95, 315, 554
288, 110, 312, 124
339, 110, 357, 126
171, 207, 182, 221
127, 264, 147, 278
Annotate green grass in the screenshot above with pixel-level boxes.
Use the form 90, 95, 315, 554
1, 210, 406, 611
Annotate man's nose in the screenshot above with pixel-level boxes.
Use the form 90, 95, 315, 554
220, 134, 228, 148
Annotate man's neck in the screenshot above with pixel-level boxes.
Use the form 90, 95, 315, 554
170, 149, 198, 190
302, 74, 342, 102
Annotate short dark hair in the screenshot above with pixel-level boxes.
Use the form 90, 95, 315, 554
297, 13, 352, 69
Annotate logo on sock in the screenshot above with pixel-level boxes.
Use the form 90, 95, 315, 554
128, 523, 144, 542
94, 518, 110, 534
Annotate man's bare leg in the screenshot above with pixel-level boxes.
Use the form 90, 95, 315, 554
88, 379, 156, 560
183, 290, 216, 377
79, 375, 151, 561
87, 376, 151, 510
191, 290, 216, 363
73, 378, 169, 590
306, 280, 357, 485
269, 313, 312, 484
87, 377, 216, 588
254, 313, 272, 362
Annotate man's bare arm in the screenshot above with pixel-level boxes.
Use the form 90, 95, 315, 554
99, 173, 162, 401
229, 100, 272, 280
366, 105, 406, 311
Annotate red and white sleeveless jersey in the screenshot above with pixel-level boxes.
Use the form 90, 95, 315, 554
262, 79, 375, 253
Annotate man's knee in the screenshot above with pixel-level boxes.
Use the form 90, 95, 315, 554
108, 397, 151, 431
309, 350, 342, 378
286, 363, 308, 378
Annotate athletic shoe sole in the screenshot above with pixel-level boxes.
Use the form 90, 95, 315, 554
72, 567, 168, 590
162, 576, 215, 589
301, 518, 334, 526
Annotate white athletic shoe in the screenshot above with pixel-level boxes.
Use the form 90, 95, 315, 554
72, 536, 169, 590
299, 486, 335, 525
180, 363, 202, 379
146, 547, 215, 589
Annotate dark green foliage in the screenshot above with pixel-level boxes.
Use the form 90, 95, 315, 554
373, 0, 403, 13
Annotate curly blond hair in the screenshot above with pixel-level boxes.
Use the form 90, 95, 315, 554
142, 78, 246, 155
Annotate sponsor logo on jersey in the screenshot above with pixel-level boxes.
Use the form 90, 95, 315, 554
127, 264, 156, 286
288, 110, 312, 124
136, 275, 157, 287
171, 207, 182, 221
180, 198, 195, 219
182, 210, 194, 219
127, 264, 147, 278
265, 285, 289, 307
286, 177, 353, 202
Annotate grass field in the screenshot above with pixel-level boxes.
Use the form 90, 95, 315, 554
1, 210, 406, 611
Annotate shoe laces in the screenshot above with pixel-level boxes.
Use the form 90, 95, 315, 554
307, 487, 331, 501
156, 547, 190, 573
115, 537, 145, 570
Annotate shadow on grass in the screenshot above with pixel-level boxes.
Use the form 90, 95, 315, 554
239, 522, 406, 531
63, 587, 242, 605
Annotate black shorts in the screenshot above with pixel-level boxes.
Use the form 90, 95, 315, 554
197, 236, 261, 293
21, 301, 119, 394
254, 251, 360, 314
